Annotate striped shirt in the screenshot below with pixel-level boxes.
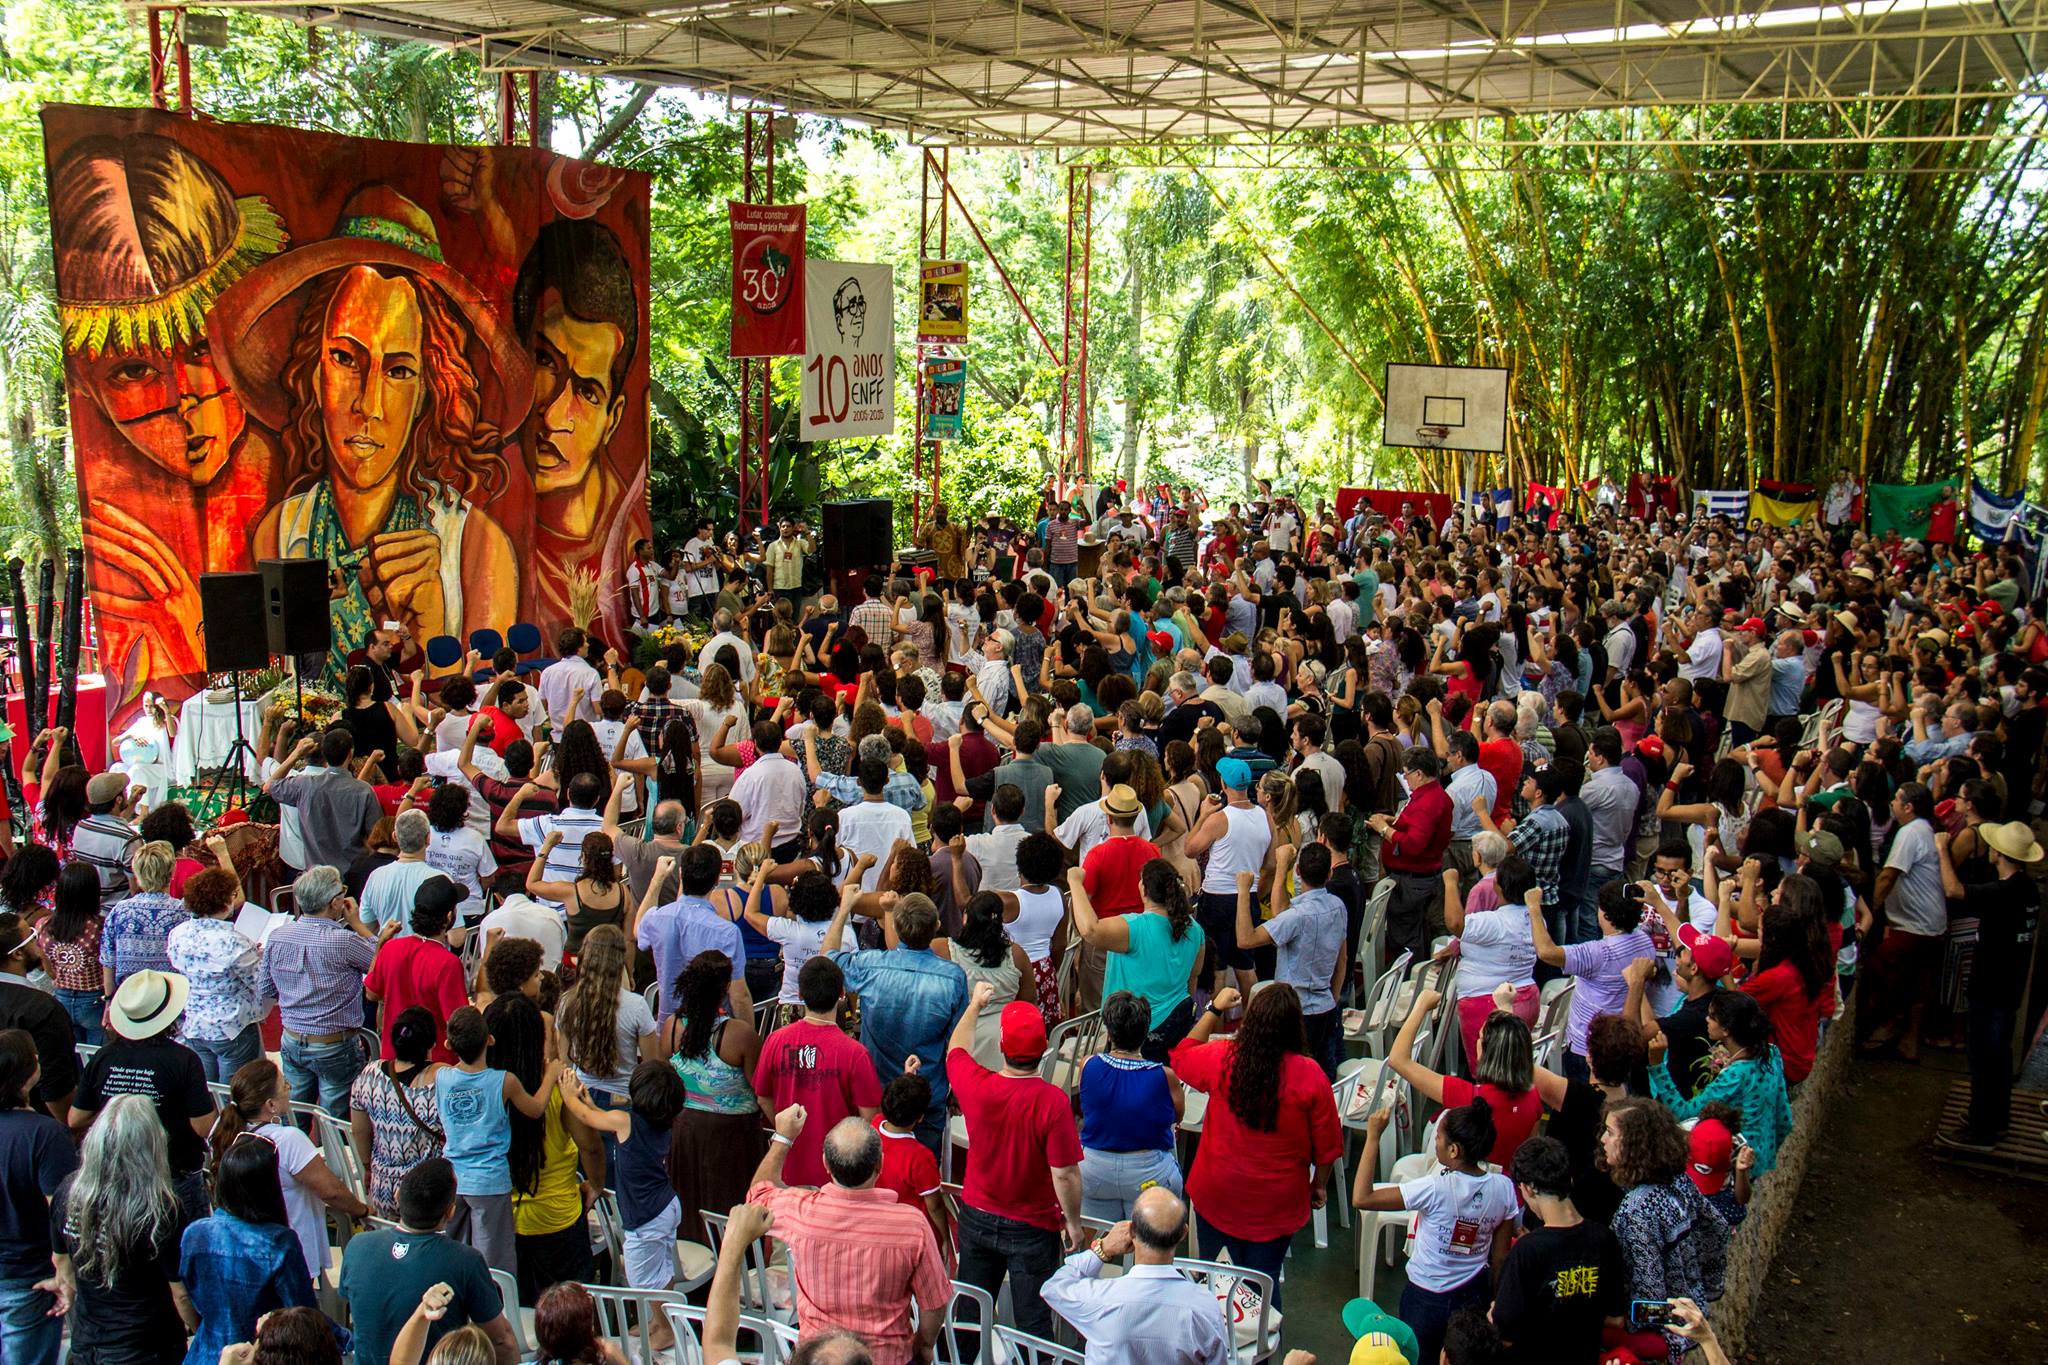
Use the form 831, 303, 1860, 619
518, 806, 606, 898
745, 1180, 950, 1365
259, 914, 377, 1033
70, 813, 139, 904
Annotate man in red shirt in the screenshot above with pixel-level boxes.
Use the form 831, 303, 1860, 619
948, 983, 1084, 1348
754, 956, 883, 1188
1476, 700, 1523, 824
363, 876, 470, 1063
1367, 747, 1453, 970
1077, 788, 1160, 1011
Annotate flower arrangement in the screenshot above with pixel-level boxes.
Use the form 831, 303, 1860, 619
293, 687, 343, 733
633, 621, 709, 669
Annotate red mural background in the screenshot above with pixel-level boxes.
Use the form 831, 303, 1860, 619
41, 104, 652, 725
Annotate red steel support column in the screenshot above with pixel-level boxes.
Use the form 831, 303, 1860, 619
527, 70, 541, 148
913, 152, 929, 531
175, 9, 191, 113
1059, 167, 1075, 496
498, 71, 517, 144
931, 147, 948, 512
1077, 172, 1094, 487
147, 9, 167, 110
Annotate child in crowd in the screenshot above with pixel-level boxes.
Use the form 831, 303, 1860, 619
872, 1059, 951, 1265
556, 1062, 689, 1354
1686, 1103, 1756, 1230
434, 1004, 562, 1273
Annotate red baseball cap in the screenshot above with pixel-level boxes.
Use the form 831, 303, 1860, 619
999, 1001, 1048, 1060
1737, 617, 1767, 635
1688, 1118, 1735, 1195
1146, 630, 1175, 656
1679, 923, 1735, 979
1636, 735, 1666, 762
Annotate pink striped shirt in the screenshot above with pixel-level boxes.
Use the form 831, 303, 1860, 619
746, 1181, 951, 1365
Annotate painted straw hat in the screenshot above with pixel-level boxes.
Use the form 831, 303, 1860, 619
209, 182, 531, 434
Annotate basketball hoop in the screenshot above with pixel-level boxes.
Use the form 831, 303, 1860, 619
1416, 424, 1452, 449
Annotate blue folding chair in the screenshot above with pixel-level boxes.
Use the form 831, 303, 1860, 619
469, 627, 504, 659
424, 635, 464, 669
506, 622, 543, 655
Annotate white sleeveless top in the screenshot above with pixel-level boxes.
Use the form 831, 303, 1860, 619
1200, 802, 1272, 895
1010, 885, 1065, 961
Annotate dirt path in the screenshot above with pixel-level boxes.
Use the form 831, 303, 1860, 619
1751, 1049, 2048, 1362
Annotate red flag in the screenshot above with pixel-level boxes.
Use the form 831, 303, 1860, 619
730, 201, 806, 356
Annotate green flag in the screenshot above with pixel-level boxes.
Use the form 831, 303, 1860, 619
1868, 479, 1959, 539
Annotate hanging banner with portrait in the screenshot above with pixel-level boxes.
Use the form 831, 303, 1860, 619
40, 104, 653, 725
730, 201, 806, 357
917, 260, 969, 343
801, 260, 894, 441
922, 355, 966, 441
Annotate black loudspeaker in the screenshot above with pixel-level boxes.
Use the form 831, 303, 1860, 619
822, 498, 893, 572
259, 558, 333, 656
197, 572, 269, 673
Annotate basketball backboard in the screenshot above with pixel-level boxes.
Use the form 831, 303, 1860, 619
1382, 364, 1509, 453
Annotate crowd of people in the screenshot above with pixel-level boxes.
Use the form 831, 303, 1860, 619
0, 477, 2043, 1365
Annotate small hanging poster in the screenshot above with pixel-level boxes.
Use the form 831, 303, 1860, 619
923, 355, 965, 440
917, 259, 968, 342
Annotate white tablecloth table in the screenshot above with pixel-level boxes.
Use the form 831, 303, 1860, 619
170, 688, 276, 784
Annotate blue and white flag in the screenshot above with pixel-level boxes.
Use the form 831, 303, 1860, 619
1969, 478, 2022, 542
1465, 486, 1514, 531
1693, 488, 1751, 520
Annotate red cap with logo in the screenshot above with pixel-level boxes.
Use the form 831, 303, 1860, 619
1678, 923, 1735, 979
1688, 1118, 1736, 1195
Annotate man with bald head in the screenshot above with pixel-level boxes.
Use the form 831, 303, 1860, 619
1043, 1185, 1231, 1365
746, 1103, 949, 1365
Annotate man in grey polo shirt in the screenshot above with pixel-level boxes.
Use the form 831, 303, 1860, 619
264, 729, 383, 874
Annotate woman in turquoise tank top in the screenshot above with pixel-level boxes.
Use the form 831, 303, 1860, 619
662, 950, 765, 1241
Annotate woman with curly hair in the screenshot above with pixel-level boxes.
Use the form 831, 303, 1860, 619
1601, 1096, 1730, 1360
661, 950, 765, 1245
1168, 982, 1340, 1305
546, 720, 612, 808
0, 843, 60, 921
933, 892, 1030, 1069
682, 663, 746, 804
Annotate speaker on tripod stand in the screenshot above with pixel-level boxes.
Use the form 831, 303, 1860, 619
197, 572, 269, 812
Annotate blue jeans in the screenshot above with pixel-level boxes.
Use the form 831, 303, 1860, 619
188, 1022, 264, 1083
1582, 865, 1625, 942
1401, 1272, 1492, 1365
0, 1273, 62, 1365
1080, 1146, 1184, 1221
1048, 561, 1077, 587
281, 1032, 368, 1117
54, 987, 104, 1046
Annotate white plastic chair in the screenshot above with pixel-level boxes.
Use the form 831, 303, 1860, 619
1349, 949, 1414, 1053
1352, 879, 1393, 1004
1039, 1009, 1104, 1093
993, 1325, 1086, 1365
489, 1267, 535, 1361
579, 1282, 697, 1365
919, 1279, 998, 1365
660, 1302, 797, 1365
1177, 1255, 1280, 1365
699, 1208, 795, 1323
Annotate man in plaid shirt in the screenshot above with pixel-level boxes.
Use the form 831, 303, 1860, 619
848, 573, 896, 649
1478, 765, 1570, 904
628, 665, 686, 738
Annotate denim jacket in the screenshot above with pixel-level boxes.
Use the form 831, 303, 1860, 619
830, 947, 968, 1111
181, 1212, 341, 1364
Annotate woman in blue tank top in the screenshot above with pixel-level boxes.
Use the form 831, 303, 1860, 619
1076, 990, 1186, 1220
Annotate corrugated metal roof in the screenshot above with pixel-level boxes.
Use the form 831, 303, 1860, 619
263, 0, 2048, 143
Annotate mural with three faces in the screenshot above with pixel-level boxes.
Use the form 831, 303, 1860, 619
43, 105, 652, 722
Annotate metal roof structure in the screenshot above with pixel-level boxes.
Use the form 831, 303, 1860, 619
234, 0, 2048, 145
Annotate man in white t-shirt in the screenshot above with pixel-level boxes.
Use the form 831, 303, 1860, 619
682, 519, 720, 615
697, 610, 757, 683
837, 758, 915, 892
477, 893, 567, 973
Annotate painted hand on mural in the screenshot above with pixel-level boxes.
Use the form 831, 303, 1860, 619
82, 504, 206, 678
356, 528, 449, 642
440, 146, 517, 267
